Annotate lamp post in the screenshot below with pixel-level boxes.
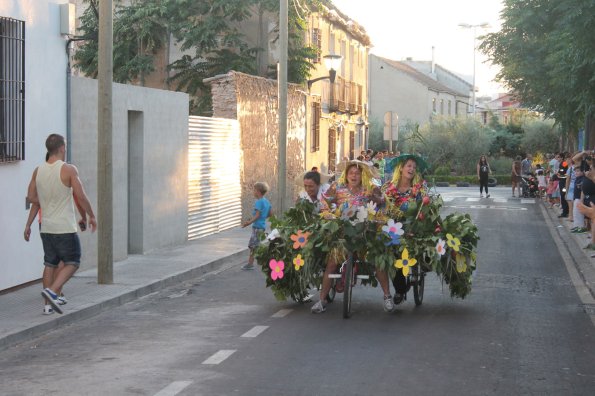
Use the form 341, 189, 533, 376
458, 22, 490, 117
307, 54, 343, 90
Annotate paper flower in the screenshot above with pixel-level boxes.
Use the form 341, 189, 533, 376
341, 205, 358, 220
366, 201, 377, 213
293, 254, 304, 271
267, 229, 281, 241
446, 233, 461, 252
269, 259, 285, 280
455, 253, 467, 273
435, 239, 446, 256
385, 232, 401, 246
382, 219, 404, 236
355, 206, 368, 223
394, 248, 417, 276
290, 230, 311, 249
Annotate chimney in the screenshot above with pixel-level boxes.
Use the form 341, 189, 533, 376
431, 46, 436, 75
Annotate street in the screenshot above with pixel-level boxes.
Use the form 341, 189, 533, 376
1, 188, 595, 396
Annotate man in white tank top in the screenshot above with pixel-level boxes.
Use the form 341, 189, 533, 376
25, 134, 97, 314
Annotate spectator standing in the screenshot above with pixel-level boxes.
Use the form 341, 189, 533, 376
558, 153, 570, 218
521, 153, 533, 177
26, 133, 97, 315
477, 155, 491, 198
511, 156, 522, 197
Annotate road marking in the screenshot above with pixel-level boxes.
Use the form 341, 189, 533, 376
446, 205, 527, 211
202, 349, 236, 365
465, 198, 481, 202
272, 309, 293, 318
521, 199, 536, 204
441, 197, 454, 202
493, 198, 507, 203
241, 325, 269, 338
154, 381, 192, 396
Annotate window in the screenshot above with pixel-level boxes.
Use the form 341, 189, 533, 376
0, 17, 25, 163
432, 98, 436, 113
311, 101, 321, 152
440, 99, 444, 115
311, 28, 321, 64
448, 100, 452, 115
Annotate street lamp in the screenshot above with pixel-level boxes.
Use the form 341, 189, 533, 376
458, 22, 490, 117
307, 54, 343, 90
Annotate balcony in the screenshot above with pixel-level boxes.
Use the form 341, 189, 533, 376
321, 78, 363, 115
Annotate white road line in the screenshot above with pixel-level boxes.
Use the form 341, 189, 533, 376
154, 381, 193, 396
272, 309, 293, 318
493, 198, 507, 203
202, 349, 236, 365
442, 197, 454, 202
466, 198, 481, 202
521, 199, 536, 204
241, 325, 269, 338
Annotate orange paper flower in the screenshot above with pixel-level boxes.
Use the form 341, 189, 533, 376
290, 230, 311, 249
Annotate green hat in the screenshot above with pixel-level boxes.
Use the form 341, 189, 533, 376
388, 153, 429, 173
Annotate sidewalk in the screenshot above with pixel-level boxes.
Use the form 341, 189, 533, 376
0, 226, 250, 352
540, 199, 595, 302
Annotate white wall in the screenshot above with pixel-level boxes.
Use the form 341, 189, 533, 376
71, 76, 189, 270
0, 1, 69, 290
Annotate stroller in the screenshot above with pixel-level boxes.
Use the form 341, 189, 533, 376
520, 174, 539, 198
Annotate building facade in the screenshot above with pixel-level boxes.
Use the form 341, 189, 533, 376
304, 5, 370, 173
369, 55, 470, 138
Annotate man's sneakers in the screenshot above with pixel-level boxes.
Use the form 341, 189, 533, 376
310, 300, 326, 313
57, 294, 67, 305
383, 295, 395, 312
571, 227, 587, 234
43, 305, 54, 315
41, 288, 64, 314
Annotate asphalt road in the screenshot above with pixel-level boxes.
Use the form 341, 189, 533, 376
1, 187, 594, 396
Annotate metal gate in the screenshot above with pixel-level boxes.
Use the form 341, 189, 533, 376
188, 116, 242, 240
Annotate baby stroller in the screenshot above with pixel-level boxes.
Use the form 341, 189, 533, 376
520, 174, 539, 198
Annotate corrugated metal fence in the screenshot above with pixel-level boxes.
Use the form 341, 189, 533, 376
188, 116, 242, 240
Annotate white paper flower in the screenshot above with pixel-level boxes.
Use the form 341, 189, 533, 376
435, 239, 446, 256
267, 229, 281, 240
366, 201, 377, 213
355, 206, 368, 223
341, 205, 358, 220
381, 219, 404, 236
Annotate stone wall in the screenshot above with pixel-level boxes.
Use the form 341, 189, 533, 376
207, 72, 306, 220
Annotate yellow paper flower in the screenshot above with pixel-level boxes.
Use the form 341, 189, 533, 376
293, 254, 304, 271
446, 233, 461, 252
394, 248, 417, 276
455, 253, 467, 273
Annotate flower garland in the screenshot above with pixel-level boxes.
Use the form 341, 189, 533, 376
254, 186, 479, 301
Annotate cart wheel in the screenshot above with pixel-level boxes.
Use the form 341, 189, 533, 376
326, 281, 336, 303
413, 267, 425, 306
342, 254, 354, 318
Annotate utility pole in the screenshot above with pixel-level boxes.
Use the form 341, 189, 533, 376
278, 0, 288, 213
97, 0, 113, 284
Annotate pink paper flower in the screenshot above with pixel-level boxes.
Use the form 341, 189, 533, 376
269, 259, 285, 280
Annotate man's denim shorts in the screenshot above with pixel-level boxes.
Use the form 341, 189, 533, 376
40, 233, 81, 267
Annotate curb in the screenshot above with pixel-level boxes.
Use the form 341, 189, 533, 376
0, 248, 248, 351
539, 202, 595, 302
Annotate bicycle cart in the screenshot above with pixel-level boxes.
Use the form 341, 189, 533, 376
325, 252, 427, 318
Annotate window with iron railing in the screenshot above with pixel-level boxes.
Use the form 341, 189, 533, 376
321, 78, 363, 115
0, 17, 25, 164
311, 101, 321, 152
311, 28, 321, 64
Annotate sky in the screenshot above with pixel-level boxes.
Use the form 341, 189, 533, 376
330, 0, 505, 97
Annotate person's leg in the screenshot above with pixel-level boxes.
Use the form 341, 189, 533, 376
48, 263, 78, 292
573, 199, 584, 229
567, 198, 574, 221
559, 183, 568, 215
319, 259, 338, 300
45, 233, 80, 295
484, 179, 489, 196
375, 269, 391, 297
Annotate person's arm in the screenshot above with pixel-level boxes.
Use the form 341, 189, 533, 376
66, 164, 97, 232
477, 163, 480, 179
24, 202, 40, 242
578, 201, 595, 219
26, 168, 39, 205
572, 151, 586, 164
511, 162, 517, 175
242, 209, 261, 228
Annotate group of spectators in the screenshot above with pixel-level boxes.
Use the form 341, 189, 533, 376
355, 149, 399, 184
531, 151, 595, 252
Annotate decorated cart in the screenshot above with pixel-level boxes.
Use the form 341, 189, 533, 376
254, 181, 479, 318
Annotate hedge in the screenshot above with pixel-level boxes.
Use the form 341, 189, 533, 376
425, 174, 511, 186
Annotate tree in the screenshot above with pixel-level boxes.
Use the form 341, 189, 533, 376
480, 0, 595, 138
73, 0, 319, 115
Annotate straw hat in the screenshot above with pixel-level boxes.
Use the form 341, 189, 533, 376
335, 159, 380, 180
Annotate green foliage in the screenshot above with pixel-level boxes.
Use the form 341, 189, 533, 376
419, 117, 492, 175
520, 119, 561, 155
255, 190, 480, 301
73, 0, 320, 115
479, 0, 595, 132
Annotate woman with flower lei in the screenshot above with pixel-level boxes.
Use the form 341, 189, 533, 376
310, 160, 395, 313
380, 154, 430, 305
